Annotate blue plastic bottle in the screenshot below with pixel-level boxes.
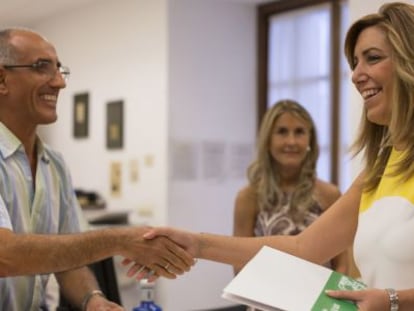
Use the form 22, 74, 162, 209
132, 279, 162, 311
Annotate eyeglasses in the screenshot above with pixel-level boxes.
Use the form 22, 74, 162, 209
3, 60, 70, 82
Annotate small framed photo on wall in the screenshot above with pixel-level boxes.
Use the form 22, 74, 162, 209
106, 100, 124, 149
73, 92, 89, 138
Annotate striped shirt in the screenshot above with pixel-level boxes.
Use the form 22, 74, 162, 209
0, 122, 84, 310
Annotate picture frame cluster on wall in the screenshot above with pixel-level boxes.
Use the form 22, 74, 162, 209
73, 93, 124, 150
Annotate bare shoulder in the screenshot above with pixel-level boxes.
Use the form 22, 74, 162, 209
235, 185, 257, 204
314, 179, 341, 210
233, 185, 258, 237
234, 185, 258, 213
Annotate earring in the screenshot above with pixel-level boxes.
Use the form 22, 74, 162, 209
306, 146, 311, 152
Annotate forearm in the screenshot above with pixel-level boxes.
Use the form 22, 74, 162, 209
0, 227, 139, 276
55, 267, 100, 309
330, 249, 351, 275
197, 233, 298, 270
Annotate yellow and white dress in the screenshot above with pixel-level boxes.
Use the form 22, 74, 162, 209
354, 148, 414, 289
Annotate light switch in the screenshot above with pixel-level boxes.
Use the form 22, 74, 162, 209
110, 161, 122, 197
130, 159, 139, 182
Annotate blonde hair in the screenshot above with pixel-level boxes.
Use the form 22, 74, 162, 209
345, 2, 414, 191
247, 99, 319, 221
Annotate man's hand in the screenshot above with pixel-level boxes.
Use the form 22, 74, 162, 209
121, 227, 195, 279
143, 227, 200, 258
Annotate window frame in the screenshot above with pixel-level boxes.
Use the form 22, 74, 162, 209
257, 0, 344, 184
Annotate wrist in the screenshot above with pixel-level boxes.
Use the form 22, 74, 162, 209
385, 288, 399, 311
198, 232, 208, 258
81, 289, 105, 311
112, 227, 136, 254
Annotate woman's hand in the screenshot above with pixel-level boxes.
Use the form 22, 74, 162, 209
143, 226, 201, 258
326, 288, 390, 311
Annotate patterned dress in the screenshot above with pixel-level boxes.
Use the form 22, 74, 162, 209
254, 192, 324, 237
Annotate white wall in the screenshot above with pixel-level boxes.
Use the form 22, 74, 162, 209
162, 0, 256, 309
37, 0, 170, 226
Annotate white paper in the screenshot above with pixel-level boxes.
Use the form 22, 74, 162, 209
222, 246, 334, 311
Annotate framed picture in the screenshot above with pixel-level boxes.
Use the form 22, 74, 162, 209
73, 92, 89, 138
106, 100, 124, 149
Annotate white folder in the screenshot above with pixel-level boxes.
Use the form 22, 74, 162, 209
222, 246, 365, 311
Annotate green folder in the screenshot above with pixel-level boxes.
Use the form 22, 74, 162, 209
311, 271, 366, 310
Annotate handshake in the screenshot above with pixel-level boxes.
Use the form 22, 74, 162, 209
116, 226, 200, 281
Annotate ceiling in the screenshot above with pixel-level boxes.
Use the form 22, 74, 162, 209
0, 0, 275, 27
0, 0, 101, 26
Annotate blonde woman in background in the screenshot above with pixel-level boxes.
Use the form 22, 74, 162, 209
234, 100, 348, 274
233, 100, 349, 310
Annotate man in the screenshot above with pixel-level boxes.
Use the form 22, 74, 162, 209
0, 28, 193, 310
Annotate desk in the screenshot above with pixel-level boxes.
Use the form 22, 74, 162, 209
82, 208, 131, 225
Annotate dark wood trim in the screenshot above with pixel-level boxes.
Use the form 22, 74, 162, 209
256, 0, 346, 184
257, 6, 269, 131
258, 0, 331, 15
330, 0, 341, 184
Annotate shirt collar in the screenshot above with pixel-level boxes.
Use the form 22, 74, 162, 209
0, 122, 50, 164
